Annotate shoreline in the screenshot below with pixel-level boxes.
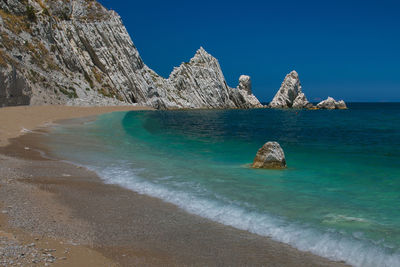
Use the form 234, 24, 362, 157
0, 105, 154, 147
0, 105, 151, 266
0, 105, 347, 266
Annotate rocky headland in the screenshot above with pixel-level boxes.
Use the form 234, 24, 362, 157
0, 0, 348, 111
0, 0, 262, 109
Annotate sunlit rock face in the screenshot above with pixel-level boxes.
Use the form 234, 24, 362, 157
269, 71, 312, 109
252, 141, 287, 169
317, 97, 347, 109
0, 1, 262, 109
238, 75, 252, 95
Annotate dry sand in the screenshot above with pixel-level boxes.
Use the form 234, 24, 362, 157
0, 105, 348, 266
0, 105, 149, 266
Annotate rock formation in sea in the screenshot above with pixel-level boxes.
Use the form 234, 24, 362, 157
0, 0, 262, 109
316, 97, 347, 109
238, 75, 251, 94
252, 142, 286, 169
269, 71, 312, 109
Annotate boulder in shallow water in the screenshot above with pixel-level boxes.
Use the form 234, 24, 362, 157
252, 142, 286, 169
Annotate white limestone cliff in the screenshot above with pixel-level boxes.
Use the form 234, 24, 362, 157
269, 71, 312, 109
150, 47, 262, 109
0, 0, 262, 109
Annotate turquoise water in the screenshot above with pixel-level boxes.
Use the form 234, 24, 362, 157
47, 103, 400, 266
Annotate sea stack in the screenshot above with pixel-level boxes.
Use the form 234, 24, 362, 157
252, 142, 287, 169
316, 97, 347, 109
230, 75, 263, 108
238, 75, 252, 95
269, 71, 312, 109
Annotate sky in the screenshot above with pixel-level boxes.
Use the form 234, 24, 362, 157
98, 0, 400, 102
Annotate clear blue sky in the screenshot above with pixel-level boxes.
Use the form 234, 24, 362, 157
98, 0, 400, 102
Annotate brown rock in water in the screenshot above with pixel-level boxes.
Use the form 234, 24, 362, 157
252, 142, 286, 169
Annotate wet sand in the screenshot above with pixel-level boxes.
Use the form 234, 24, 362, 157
0, 105, 153, 147
0, 105, 348, 266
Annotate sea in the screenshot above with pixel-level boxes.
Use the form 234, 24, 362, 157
46, 103, 400, 266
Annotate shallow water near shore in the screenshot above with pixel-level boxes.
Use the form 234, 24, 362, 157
46, 103, 400, 267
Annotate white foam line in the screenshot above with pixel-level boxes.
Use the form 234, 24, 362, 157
74, 164, 400, 267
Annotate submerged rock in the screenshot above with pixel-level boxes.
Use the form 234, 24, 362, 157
316, 97, 347, 109
252, 142, 286, 169
269, 71, 312, 109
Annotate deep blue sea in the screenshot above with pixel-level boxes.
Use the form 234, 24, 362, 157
47, 103, 400, 266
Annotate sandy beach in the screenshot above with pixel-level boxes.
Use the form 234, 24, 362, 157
0, 105, 347, 266
0, 105, 153, 147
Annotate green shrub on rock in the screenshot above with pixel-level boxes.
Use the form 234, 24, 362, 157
26, 5, 36, 22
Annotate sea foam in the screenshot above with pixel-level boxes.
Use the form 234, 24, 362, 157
88, 164, 400, 267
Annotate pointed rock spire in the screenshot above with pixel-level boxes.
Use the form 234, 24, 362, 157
269, 70, 311, 109
238, 75, 252, 95
190, 46, 216, 64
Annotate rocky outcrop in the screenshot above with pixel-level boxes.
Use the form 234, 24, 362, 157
0, 66, 31, 107
238, 75, 251, 94
231, 74, 263, 108
269, 71, 312, 109
252, 142, 286, 169
0, 0, 262, 109
0, 0, 26, 14
316, 97, 347, 109
153, 47, 262, 109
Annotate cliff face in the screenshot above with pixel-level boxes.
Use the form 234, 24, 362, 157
0, 0, 262, 109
